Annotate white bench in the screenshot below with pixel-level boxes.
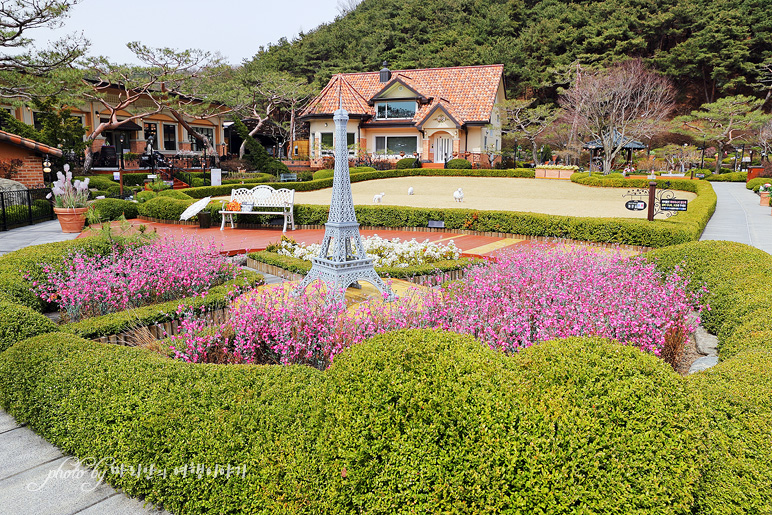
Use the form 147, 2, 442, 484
219, 185, 296, 233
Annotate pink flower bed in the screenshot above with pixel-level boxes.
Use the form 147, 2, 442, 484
170, 245, 706, 369
29, 237, 237, 321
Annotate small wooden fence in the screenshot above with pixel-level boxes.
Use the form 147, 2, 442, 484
93, 307, 229, 345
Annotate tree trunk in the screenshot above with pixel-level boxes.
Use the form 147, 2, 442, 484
531, 141, 539, 164
714, 143, 723, 174
167, 111, 220, 166
288, 108, 296, 160
83, 147, 94, 173
239, 120, 266, 159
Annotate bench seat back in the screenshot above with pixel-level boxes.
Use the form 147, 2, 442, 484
229, 185, 294, 208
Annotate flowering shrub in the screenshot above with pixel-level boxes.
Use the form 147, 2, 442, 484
46, 165, 90, 208
170, 244, 706, 370
428, 245, 706, 358
29, 237, 237, 321
273, 235, 461, 268
170, 282, 426, 368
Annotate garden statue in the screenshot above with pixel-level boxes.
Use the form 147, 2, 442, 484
294, 101, 394, 302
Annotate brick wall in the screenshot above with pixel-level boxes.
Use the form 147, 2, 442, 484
0, 141, 44, 187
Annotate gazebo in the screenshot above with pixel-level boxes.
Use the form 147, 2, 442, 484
583, 130, 646, 169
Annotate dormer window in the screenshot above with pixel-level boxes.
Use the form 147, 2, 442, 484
375, 100, 416, 120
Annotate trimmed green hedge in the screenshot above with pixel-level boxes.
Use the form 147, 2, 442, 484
91, 198, 139, 221
645, 240, 772, 360
61, 271, 263, 339
446, 158, 472, 169
182, 168, 537, 198
747, 177, 771, 192
157, 189, 192, 200
705, 171, 747, 182
687, 347, 772, 514
0, 331, 701, 513
248, 251, 478, 279
312, 167, 375, 180
137, 196, 196, 220
0, 301, 57, 352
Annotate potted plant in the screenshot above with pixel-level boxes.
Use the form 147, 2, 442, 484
759, 183, 771, 206
47, 164, 91, 233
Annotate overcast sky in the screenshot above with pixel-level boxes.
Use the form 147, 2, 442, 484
39, 0, 341, 65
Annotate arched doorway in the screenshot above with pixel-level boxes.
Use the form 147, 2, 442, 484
433, 133, 453, 163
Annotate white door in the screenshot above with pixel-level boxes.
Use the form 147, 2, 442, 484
434, 135, 452, 163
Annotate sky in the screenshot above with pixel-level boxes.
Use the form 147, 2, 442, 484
38, 0, 342, 65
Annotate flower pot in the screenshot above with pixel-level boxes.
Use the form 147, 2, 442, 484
54, 207, 88, 233
760, 192, 770, 206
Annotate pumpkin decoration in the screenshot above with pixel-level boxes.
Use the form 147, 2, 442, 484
227, 201, 241, 211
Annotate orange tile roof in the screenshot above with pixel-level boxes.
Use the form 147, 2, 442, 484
0, 129, 63, 157
301, 64, 504, 125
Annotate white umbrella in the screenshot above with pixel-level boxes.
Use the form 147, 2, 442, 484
179, 196, 212, 221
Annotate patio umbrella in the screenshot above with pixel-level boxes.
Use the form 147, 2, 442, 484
179, 196, 212, 221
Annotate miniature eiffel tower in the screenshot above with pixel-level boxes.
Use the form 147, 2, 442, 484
294, 101, 394, 302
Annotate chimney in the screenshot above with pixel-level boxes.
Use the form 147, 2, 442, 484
379, 61, 391, 83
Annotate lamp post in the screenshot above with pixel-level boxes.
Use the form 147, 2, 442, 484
221, 142, 226, 158
119, 133, 125, 170
43, 155, 51, 183
202, 145, 207, 171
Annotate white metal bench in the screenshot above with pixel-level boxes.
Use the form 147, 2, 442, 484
219, 185, 296, 233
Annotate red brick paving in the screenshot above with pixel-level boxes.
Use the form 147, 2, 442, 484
79, 220, 528, 258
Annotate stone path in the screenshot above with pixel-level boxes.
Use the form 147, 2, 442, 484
700, 182, 772, 255
0, 220, 79, 256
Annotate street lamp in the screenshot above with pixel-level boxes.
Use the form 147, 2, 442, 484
43, 155, 51, 183
119, 133, 125, 170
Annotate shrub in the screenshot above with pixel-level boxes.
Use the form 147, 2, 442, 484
645, 240, 772, 360
0, 301, 57, 352
746, 177, 769, 192
688, 348, 772, 514
312, 169, 334, 180
157, 189, 192, 200
91, 199, 138, 221
137, 196, 195, 221
705, 171, 747, 182
395, 157, 420, 169
135, 190, 157, 203
121, 173, 150, 187
76, 175, 118, 191
446, 158, 472, 169
319, 331, 701, 513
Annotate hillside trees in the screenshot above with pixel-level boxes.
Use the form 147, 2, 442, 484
674, 95, 771, 173
559, 60, 675, 174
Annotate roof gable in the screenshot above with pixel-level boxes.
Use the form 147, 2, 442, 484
369, 77, 428, 103
301, 64, 504, 126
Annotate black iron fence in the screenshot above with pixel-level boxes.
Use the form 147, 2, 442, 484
0, 188, 55, 231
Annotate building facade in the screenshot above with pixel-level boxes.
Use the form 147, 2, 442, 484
299, 64, 505, 167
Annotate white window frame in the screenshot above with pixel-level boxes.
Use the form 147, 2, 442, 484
374, 135, 419, 156
375, 100, 417, 120
320, 131, 356, 156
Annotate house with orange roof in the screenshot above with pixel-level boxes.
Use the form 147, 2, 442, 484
299, 63, 505, 167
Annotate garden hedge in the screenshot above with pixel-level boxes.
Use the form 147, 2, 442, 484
705, 171, 747, 182
181, 168, 537, 198
0, 331, 702, 514
91, 198, 139, 221
446, 158, 472, 169
746, 177, 770, 192
137, 196, 197, 221
645, 240, 772, 360
248, 251, 478, 279
0, 301, 57, 352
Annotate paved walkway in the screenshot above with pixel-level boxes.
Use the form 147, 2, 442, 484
0, 220, 79, 256
0, 181, 769, 514
700, 182, 772, 255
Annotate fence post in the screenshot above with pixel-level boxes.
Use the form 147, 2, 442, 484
26, 189, 33, 225
0, 191, 6, 231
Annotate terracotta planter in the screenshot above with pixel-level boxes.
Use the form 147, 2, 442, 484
760, 192, 770, 206
54, 207, 88, 233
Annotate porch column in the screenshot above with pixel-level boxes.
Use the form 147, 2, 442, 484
421, 137, 430, 161
452, 138, 461, 157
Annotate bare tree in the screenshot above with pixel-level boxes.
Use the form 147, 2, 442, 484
559, 59, 675, 174
498, 99, 561, 164
758, 120, 772, 161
